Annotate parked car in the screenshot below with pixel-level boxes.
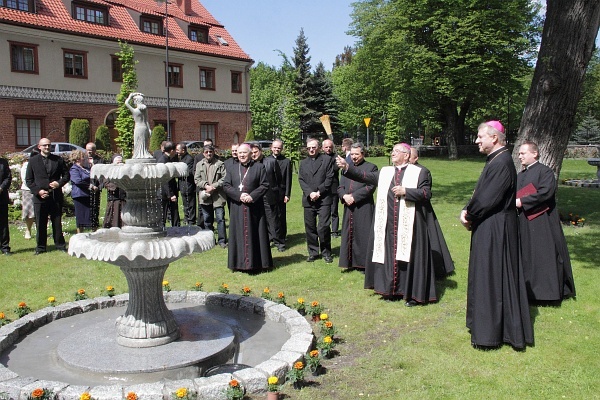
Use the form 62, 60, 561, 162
181, 140, 204, 152
245, 140, 273, 149
20, 142, 86, 156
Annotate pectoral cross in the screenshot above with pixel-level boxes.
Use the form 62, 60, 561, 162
238, 183, 243, 191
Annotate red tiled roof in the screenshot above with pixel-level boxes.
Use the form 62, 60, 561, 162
0, 0, 252, 62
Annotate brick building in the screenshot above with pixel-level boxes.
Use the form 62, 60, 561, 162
0, 0, 253, 154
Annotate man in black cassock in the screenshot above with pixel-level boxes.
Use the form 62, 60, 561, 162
322, 139, 341, 238
271, 139, 292, 246
223, 143, 273, 272
157, 141, 180, 227
460, 121, 533, 350
337, 143, 444, 307
337, 142, 377, 271
299, 139, 335, 263
516, 141, 575, 303
409, 148, 455, 279
251, 143, 284, 252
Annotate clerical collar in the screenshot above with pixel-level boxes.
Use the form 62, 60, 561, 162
396, 163, 408, 170
526, 161, 539, 169
486, 146, 507, 161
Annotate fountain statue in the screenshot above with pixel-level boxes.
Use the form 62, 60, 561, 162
68, 95, 214, 347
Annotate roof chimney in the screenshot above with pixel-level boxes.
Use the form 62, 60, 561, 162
176, 0, 192, 15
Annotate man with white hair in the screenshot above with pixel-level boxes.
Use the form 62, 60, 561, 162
460, 120, 533, 350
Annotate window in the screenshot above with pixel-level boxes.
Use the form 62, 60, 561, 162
111, 55, 123, 82
16, 117, 42, 147
64, 49, 87, 78
141, 15, 163, 35
73, 2, 108, 25
10, 41, 38, 73
189, 25, 209, 43
200, 123, 217, 143
167, 63, 183, 87
1, 0, 34, 12
199, 67, 215, 90
231, 71, 242, 93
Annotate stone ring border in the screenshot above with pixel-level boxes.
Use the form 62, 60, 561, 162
0, 291, 314, 400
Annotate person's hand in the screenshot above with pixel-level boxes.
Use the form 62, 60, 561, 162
391, 185, 405, 198
336, 155, 348, 171
460, 210, 471, 231
343, 194, 355, 205
49, 181, 59, 189
39, 189, 50, 199
205, 184, 215, 194
309, 191, 320, 201
516, 198, 522, 208
283, 196, 290, 204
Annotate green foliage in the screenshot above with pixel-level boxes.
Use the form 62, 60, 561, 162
572, 114, 600, 144
244, 128, 255, 142
249, 62, 286, 139
94, 124, 111, 152
575, 48, 600, 127
114, 41, 138, 159
68, 119, 90, 148
279, 91, 303, 169
149, 124, 166, 152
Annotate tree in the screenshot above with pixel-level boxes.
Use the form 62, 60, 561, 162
293, 28, 320, 135
311, 62, 341, 141
513, 1, 600, 175
345, 0, 539, 158
94, 124, 111, 152
69, 119, 89, 148
279, 91, 303, 172
574, 49, 600, 127
250, 62, 285, 139
572, 114, 600, 144
114, 41, 138, 159
149, 124, 166, 152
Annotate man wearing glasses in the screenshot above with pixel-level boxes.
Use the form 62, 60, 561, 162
25, 138, 70, 254
298, 138, 335, 263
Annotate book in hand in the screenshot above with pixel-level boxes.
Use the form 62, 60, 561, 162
517, 183, 549, 221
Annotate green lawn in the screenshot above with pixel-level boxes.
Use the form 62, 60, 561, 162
1, 157, 599, 399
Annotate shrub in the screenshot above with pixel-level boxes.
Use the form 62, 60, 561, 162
150, 124, 166, 152
95, 124, 111, 152
69, 119, 90, 148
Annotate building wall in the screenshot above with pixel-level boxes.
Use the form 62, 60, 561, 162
0, 24, 251, 154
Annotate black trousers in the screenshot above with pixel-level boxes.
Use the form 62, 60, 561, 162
180, 190, 197, 225
330, 195, 340, 234
33, 197, 66, 252
0, 202, 9, 252
303, 203, 332, 257
161, 198, 181, 227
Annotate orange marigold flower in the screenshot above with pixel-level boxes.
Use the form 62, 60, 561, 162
325, 321, 333, 328
31, 388, 44, 398
310, 349, 319, 358
195, 282, 201, 287
294, 361, 304, 370
80, 392, 92, 400
222, 283, 229, 289
78, 289, 85, 295
18, 302, 27, 308
229, 379, 240, 388
277, 292, 284, 298
126, 392, 138, 400
311, 301, 319, 307
243, 286, 251, 293
0, 312, 6, 319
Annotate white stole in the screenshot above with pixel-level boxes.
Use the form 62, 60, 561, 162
372, 164, 420, 263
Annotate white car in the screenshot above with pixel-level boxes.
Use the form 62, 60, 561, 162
20, 142, 86, 156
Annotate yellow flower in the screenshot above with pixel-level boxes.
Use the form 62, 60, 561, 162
106, 286, 114, 291
319, 313, 328, 320
263, 287, 270, 293
222, 283, 229, 289
195, 282, 201, 287
80, 392, 92, 400
78, 289, 85, 295
18, 302, 27, 308
324, 336, 333, 344
277, 292, 284, 298
175, 388, 187, 398
310, 349, 319, 358
268, 376, 278, 385
229, 379, 240, 388
0, 312, 5, 319
126, 392, 138, 400
31, 389, 44, 398
294, 361, 304, 370
48, 296, 56, 303
162, 280, 169, 286
297, 297, 304, 304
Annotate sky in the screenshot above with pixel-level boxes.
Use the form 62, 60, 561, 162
200, 0, 356, 70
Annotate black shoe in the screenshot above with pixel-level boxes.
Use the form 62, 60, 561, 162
323, 255, 333, 263
277, 246, 286, 252
219, 242, 228, 248
1, 250, 12, 256
34, 250, 45, 256
306, 255, 317, 262
404, 300, 418, 307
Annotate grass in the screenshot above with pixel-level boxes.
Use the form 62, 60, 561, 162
1, 157, 599, 399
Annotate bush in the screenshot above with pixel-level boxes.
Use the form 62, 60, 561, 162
149, 124, 166, 152
69, 119, 90, 148
95, 125, 111, 152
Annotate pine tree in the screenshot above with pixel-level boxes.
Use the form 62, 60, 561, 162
572, 114, 600, 145
311, 62, 341, 141
280, 91, 303, 172
293, 28, 319, 135
114, 41, 138, 159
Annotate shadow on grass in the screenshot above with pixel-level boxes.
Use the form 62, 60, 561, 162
567, 228, 600, 269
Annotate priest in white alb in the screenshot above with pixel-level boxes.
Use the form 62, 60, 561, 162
336, 143, 444, 306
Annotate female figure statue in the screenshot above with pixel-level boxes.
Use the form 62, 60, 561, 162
125, 92, 153, 159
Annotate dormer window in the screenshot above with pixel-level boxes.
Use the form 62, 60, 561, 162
189, 25, 209, 44
141, 15, 163, 35
72, 2, 108, 25
1, 0, 34, 12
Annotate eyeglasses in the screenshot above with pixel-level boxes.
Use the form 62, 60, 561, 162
39, 144, 51, 147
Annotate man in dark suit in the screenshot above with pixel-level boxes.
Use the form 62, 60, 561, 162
157, 141, 180, 227
298, 138, 335, 263
322, 139, 341, 238
251, 143, 284, 252
176, 142, 197, 225
0, 156, 12, 255
271, 139, 292, 246
25, 138, 70, 254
